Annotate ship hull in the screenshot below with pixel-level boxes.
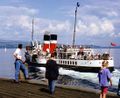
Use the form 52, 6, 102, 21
28, 62, 114, 73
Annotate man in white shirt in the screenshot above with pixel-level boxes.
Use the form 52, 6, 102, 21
13, 44, 28, 83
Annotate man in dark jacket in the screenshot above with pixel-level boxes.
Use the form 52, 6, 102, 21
45, 53, 59, 94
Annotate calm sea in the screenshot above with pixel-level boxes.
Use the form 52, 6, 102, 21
0, 48, 15, 79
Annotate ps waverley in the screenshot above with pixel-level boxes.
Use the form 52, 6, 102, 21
28, 33, 114, 73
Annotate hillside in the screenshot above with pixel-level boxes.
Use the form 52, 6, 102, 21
0, 40, 119, 49
0, 40, 30, 48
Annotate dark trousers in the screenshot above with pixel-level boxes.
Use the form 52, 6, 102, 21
48, 79, 56, 93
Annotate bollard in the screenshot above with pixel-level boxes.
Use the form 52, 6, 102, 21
117, 78, 120, 96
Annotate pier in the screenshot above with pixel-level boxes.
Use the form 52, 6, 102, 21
0, 78, 119, 98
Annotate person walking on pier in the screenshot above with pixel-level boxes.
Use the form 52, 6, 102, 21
13, 44, 29, 83
98, 60, 112, 98
45, 53, 59, 94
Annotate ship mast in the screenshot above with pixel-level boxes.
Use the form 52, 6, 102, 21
72, 2, 80, 47
31, 18, 34, 41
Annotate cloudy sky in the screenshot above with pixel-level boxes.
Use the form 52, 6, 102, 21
0, 0, 120, 46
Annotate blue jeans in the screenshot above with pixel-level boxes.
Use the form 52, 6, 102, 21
15, 60, 28, 81
48, 79, 56, 93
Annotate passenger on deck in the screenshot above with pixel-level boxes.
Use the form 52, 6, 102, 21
25, 46, 32, 74
25, 46, 31, 64
77, 47, 84, 60
46, 48, 51, 58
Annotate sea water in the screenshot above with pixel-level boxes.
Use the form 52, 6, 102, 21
0, 48, 15, 79
0, 48, 120, 92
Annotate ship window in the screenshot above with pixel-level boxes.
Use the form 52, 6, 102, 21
63, 61, 64, 64
68, 61, 69, 65
73, 62, 74, 65
75, 62, 77, 65
70, 61, 72, 64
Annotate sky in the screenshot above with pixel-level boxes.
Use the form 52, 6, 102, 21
0, 0, 120, 46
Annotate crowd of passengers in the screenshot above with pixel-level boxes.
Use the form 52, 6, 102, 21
55, 46, 111, 60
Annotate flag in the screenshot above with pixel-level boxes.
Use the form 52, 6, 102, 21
77, 2, 80, 7
111, 42, 117, 46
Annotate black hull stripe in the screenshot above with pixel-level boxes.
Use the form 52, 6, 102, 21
28, 62, 114, 73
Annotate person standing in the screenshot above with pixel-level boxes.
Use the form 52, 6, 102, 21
98, 60, 112, 98
25, 46, 31, 64
117, 78, 120, 96
45, 53, 59, 94
13, 44, 29, 83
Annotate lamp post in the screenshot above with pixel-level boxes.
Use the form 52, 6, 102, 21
72, 2, 80, 47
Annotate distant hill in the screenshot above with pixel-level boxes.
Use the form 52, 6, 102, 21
88, 45, 120, 49
0, 40, 119, 49
0, 40, 31, 48
58, 44, 120, 49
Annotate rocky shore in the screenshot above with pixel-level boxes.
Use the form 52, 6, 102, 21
0, 78, 119, 98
